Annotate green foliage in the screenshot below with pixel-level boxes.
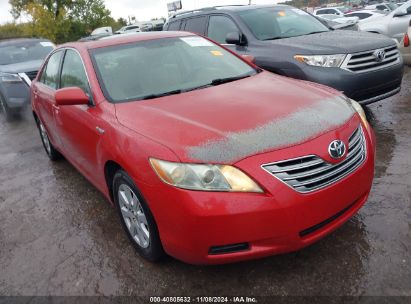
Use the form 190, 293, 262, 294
4, 0, 114, 43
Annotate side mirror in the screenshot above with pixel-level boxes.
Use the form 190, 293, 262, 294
394, 10, 407, 17
55, 87, 90, 106
241, 54, 255, 64
225, 32, 246, 46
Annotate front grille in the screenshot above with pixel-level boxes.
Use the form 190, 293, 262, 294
342, 45, 400, 73
262, 126, 366, 193
25, 71, 38, 81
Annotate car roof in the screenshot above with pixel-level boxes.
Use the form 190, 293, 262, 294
60, 31, 194, 51
0, 37, 50, 46
169, 4, 290, 19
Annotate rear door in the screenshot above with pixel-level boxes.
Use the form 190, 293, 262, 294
33, 50, 64, 148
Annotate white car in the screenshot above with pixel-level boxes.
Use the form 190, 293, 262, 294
313, 6, 351, 16
365, 2, 398, 12
318, 14, 359, 24
399, 19, 411, 65
345, 10, 387, 22
114, 25, 141, 35
359, 0, 411, 42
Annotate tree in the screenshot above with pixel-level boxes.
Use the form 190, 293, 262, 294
9, 0, 73, 19
8, 0, 113, 43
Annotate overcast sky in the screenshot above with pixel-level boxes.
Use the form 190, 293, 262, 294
0, 0, 278, 24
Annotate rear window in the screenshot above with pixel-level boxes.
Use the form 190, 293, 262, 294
0, 40, 54, 65
90, 36, 256, 103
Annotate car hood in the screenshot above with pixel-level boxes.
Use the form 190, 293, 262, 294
269, 30, 395, 54
115, 72, 355, 164
0, 60, 43, 73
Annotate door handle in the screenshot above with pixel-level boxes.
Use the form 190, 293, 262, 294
52, 104, 59, 113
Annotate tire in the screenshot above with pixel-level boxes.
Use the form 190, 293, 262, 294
0, 93, 13, 121
113, 170, 165, 262
35, 117, 61, 161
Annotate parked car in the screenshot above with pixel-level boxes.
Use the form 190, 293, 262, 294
318, 14, 359, 23
79, 26, 113, 41
314, 6, 351, 16
115, 24, 141, 34
365, 2, 398, 12
31, 32, 375, 265
0, 38, 54, 120
359, 0, 411, 42
316, 15, 359, 31
164, 5, 404, 104
399, 19, 411, 64
345, 10, 387, 22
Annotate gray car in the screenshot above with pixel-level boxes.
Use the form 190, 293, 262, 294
0, 38, 54, 120
164, 4, 404, 104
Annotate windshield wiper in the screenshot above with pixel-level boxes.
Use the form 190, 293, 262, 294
210, 74, 252, 86
141, 89, 182, 100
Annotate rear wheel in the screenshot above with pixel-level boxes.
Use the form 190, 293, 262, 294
113, 170, 164, 262
36, 118, 61, 161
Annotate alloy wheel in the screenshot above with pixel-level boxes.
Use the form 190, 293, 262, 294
118, 184, 150, 248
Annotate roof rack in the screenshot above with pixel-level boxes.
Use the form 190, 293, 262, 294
169, 4, 251, 19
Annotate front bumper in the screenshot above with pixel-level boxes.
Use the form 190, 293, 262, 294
0, 82, 30, 109
296, 60, 404, 105
139, 118, 376, 265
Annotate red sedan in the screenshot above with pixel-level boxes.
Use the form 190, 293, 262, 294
31, 32, 375, 264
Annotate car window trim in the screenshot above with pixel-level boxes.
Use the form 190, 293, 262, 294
59, 47, 94, 106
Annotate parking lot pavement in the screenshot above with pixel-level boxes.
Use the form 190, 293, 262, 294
0, 68, 410, 297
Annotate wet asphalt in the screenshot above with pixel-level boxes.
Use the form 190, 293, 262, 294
0, 68, 410, 297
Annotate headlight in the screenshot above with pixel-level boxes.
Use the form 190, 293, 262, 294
294, 54, 346, 67
150, 158, 263, 193
0, 72, 23, 83
344, 97, 369, 128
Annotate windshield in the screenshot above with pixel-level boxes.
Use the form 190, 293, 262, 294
90, 36, 257, 103
238, 7, 329, 40
0, 40, 54, 65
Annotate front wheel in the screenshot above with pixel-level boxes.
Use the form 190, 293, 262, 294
113, 170, 165, 262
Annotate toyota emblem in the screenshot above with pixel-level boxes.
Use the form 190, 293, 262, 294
373, 49, 386, 62
328, 140, 346, 159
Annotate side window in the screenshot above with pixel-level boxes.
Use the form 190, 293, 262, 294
208, 15, 239, 44
376, 5, 385, 10
40, 51, 63, 89
167, 20, 181, 30
60, 50, 89, 93
183, 16, 207, 35
407, 5, 411, 14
